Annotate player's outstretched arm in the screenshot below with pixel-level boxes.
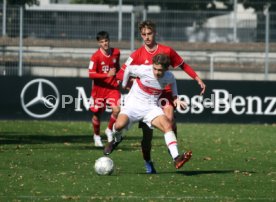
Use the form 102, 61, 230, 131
122, 65, 145, 89
122, 66, 130, 89
89, 68, 116, 79
195, 76, 206, 95
116, 66, 125, 81
180, 62, 206, 95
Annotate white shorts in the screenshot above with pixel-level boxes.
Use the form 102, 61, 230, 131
120, 98, 164, 129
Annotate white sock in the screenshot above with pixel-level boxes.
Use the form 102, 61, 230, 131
93, 134, 101, 140
164, 131, 179, 159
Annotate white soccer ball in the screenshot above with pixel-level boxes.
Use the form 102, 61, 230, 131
94, 156, 114, 175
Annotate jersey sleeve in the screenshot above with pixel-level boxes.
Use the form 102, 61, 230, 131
168, 47, 198, 79
121, 66, 130, 88
180, 62, 198, 79
116, 50, 138, 81
88, 55, 97, 77
126, 65, 145, 77
115, 48, 121, 71
88, 55, 96, 71
88, 55, 108, 79
116, 67, 124, 81
169, 48, 184, 68
122, 65, 148, 88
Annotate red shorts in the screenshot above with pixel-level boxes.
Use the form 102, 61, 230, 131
90, 87, 121, 113
159, 90, 175, 109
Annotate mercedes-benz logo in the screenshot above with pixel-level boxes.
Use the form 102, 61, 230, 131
20, 79, 60, 119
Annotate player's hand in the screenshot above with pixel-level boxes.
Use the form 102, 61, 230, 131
173, 98, 187, 109
107, 68, 116, 77
195, 76, 206, 95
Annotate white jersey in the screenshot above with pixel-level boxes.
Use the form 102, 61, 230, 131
121, 64, 178, 128
122, 64, 178, 105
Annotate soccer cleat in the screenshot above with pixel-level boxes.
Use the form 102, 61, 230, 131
94, 135, 103, 147
114, 131, 122, 143
105, 128, 113, 142
103, 137, 123, 155
174, 150, 192, 169
145, 161, 157, 174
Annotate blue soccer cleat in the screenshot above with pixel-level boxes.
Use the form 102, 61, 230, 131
145, 161, 157, 174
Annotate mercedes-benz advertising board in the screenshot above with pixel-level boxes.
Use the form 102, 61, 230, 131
0, 76, 275, 123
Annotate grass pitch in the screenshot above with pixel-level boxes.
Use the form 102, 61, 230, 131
0, 120, 275, 201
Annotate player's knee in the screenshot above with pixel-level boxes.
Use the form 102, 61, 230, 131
92, 115, 100, 122
164, 111, 174, 122
114, 122, 124, 131
163, 106, 174, 121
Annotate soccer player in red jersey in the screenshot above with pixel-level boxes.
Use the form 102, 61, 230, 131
116, 20, 206, 173
88, 31, 121, 147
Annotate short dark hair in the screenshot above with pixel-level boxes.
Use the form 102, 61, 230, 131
138, 20, 156, 33
152, 54, 171, 70
96, 31, 109, 41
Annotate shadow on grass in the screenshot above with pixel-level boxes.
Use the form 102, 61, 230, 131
176, 170, 256, 176
0, 133, 92, 144
72, 145, 135, 152
138, 170, 256, 175
0, 132, 162, 145
177, 170, 235, 175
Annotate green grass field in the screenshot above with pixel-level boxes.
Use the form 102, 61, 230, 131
0, 120, 275, 201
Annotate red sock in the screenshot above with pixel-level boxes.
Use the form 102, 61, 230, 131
107, 114, 116, 130
92, 118, 100, 135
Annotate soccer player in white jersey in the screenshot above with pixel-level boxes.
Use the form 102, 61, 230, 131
116, 20, 205, 173
104, 53, 192, 170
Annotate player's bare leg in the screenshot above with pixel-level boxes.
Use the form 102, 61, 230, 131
163, 105, 177, 158
151, 115, 192, 169
163, 105, 177, 136
103, 114, 128, 155
105, 106, 120, 142
92, 112, 103, 147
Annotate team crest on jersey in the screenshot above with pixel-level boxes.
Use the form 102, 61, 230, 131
102, 65, 109, 73
101, 61, 105, 65
145, 60, 149, 64
113, 59, 117, 63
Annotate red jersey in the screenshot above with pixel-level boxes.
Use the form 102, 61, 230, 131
118, 44, 184, 92
123, 44, 183, 70
88, 48, 120, 89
